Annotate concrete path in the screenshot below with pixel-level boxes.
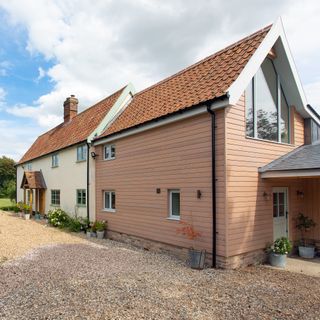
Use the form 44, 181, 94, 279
286, 256, 320, 278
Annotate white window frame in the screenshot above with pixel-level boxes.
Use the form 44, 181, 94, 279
26, 163, 32, 171
168, 189, 180, 220
76, 189, 86, 206
103, 191, 116, 212
52, 154, 59, 167
76, 145, 87, 162
51, 189, 60, 206
104, 144, 116, 160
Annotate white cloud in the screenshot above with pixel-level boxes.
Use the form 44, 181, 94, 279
0, 87, 6, 108
36, 66, 46, 82
0, 0, 319, 136
0, 60, 11, 76
304, 80, 320, 112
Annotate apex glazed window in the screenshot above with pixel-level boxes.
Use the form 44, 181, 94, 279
245, 58, 290, 143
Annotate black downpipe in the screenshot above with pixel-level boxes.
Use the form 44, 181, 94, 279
206, 106, 217, 268
86, 143, 90, 223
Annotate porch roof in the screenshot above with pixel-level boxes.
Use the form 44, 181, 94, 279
259, 142, 320, 178
20, 171, 47, 189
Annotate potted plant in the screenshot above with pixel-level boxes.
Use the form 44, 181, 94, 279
86, 222, 97, 238
176, 221, 206, 270
296, 213, 316, 259
17, 201, 24, 218
267, 237, 292, 268
94, 220, 106, 239
35, 211, 41, 220
23, 204, 31, 220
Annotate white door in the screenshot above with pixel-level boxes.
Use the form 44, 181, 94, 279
273, 188, 288, 241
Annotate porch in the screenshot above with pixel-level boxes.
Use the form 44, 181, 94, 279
259, 142, 320, 255
20, 171, 47, 214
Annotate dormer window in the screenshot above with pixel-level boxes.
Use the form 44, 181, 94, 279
246, 58, 290, 144
104, 144, 115, 160
52, 154, 59, 167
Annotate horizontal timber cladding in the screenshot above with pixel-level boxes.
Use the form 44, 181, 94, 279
225, 94, 305, 257
95, 111, 227, 256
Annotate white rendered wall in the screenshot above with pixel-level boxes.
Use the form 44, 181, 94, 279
17, 144, 95, 220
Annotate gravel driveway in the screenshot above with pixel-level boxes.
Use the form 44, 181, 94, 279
1, 240, 320, 320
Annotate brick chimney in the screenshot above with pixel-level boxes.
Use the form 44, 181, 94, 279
63, 95, 78, 123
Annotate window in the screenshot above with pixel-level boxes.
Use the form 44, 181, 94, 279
104, 144, 115, 160
52, 154, 59, 167
26, 163, 32, 171
76, 189, 86, 206
245, 58, 290, 143
104, 191, 116, 211
51, 190, 60, 205
77, 145, 87, 162
169, 189, 180, 219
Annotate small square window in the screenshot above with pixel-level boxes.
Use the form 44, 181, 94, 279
104, 191, 116, 211
52, 154, 59, 167
77, 145, 87, 162
76, 189, 86, 206
169, 189, 180, 219
26, 163, 32, 171
104, 144, 116, 160
51, 190, 60, 205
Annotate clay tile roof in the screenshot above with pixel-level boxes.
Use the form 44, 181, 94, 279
21, 171, 47, 189
19, 87, 125, 164
99, 24, 271, 139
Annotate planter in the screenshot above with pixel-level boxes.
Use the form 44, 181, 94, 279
269, 253, 287, 268
19, 212, 24, 218
86, 231, 92, 238
188, 249, 206, 270
91, 232, 97, 238
35, 213, 41, 220
96, 230, 105, 239
24, 213, 31, 220
298, 246, 315, 259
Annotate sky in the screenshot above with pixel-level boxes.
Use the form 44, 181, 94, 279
0, 0, 319, 160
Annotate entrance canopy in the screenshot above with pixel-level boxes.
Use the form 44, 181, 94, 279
20, 171, 47, 189
259, 143, 320, 178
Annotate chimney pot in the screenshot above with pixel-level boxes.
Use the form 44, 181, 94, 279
63, 95, 78, 123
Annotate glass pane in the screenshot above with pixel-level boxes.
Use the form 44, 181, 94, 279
245, 80, 254, 137
280, 90, 289, 143
256, 59, 278, 141
171, 192, 180, 216
111, 145, 115, 158
273, 193, 278, 217
111, 192, 116, 209
105, 146, 110, 159
279, 204, 285, 217
105, 192, 110, 209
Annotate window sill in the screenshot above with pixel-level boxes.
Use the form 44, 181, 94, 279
103, 158, 116, 161
167, 216, 180, 221
102, 209, 116, 213
76, 159, 86, 163
51, 166, 59, 168
245, 136, 295, 147
76, 204, 87, 208
50, 204, 60, 207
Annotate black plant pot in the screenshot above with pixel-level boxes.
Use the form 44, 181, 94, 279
189, 249, 206, 270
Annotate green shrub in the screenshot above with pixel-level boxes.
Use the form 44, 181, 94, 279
269, 237, 292, 255
94, 220, 107, 231
47, 209, 69, 228
66, 217, 82, 232
1, 205, 17, 211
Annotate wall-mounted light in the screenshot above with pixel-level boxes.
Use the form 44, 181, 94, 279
91, 151, 98, 159
296, 190, 304, 199
263, 191, 270, 201
156, 188, 161, 194
197, 190, 202, 199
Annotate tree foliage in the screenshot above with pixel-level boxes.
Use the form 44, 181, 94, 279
0, 156, 16, 198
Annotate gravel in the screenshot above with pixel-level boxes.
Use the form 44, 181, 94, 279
0, 211, 320, 319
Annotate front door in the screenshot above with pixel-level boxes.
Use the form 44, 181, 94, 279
39, 190, 46, 214
273, 187, 288, 241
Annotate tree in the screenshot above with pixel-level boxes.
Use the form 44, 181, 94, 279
0, 156, 16, 198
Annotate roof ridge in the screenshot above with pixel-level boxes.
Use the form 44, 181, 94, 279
135, 24, 272, 97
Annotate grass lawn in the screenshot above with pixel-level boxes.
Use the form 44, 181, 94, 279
0, 198, 13, 208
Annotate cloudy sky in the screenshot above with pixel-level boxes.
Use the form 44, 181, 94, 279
0, 0, 319, 160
